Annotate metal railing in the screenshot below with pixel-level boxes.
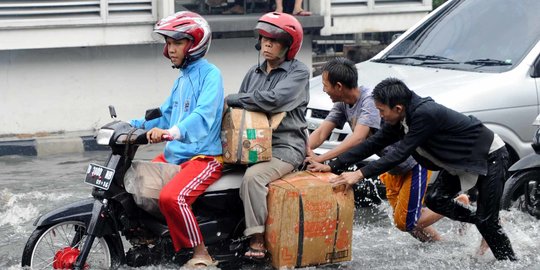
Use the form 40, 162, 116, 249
0, 0, 157, 28
329, 0, 428, 15
307, 0, 431, 35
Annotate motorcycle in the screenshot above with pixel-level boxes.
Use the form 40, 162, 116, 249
501, 113, 540, 218
21, 106, 248, 269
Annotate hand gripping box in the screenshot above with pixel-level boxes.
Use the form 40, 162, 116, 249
265, 171, 354, 269
221, 108, 284, 164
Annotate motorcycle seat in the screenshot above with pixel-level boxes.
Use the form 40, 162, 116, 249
205, 166, 244, 192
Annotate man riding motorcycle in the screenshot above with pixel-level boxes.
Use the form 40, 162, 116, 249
130, 11, 224, 268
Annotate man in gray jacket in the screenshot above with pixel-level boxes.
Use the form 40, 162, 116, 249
225, 12, 309, 259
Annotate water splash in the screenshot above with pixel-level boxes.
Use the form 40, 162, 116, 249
0, 203, 39, 228
0, 188, 77, 227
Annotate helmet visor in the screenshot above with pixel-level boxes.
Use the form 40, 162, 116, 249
153, 29, 193, 41
255, 22, 292, 46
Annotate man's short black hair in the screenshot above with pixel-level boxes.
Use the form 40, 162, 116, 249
372, 77, 412, 108
321, 57, 358, 89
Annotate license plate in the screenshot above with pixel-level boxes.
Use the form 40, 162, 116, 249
85, 163, 115, 190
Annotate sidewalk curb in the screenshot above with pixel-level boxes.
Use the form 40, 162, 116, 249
0, 135, 108, 157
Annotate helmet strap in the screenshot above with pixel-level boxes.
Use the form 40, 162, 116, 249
257, 37, 262, 72
257, 49, 261, 73
182, 40, 193, 69
278, 47, 288, 59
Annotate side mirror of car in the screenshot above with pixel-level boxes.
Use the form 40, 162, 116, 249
531, 57, 540, 78
145, 108, 162, 121
391, 33, 402, 42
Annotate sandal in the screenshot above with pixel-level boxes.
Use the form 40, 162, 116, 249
184, 256, 218, 267
293, 10, 312, 16
222, 5, 244, 15
244, 246, 268, 262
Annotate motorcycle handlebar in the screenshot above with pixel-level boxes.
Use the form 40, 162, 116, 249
134, 132, 149, 145
161, 134, 173, 141
133, 132, 173, 145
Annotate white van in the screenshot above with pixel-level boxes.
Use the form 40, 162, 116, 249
307, 0, 540, 163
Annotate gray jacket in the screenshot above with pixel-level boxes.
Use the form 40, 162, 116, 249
226, 59, 310, 167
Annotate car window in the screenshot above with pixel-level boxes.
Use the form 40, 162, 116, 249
382, 0, 540, 73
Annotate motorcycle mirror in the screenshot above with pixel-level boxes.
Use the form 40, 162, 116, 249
108, 105, 117, 119
145, 108, 162, 121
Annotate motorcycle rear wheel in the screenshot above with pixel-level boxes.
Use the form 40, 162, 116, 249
501, 170, 540, 218
21, 220, 122, 269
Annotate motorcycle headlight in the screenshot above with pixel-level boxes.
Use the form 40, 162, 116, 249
95, 129, 115, 145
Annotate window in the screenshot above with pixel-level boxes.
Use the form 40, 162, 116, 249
384, 0, 540, 72
0, 0, 156, 27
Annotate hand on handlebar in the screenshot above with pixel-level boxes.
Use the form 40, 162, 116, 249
146, 128, 172, 144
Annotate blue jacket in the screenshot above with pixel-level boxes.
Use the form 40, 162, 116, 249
131, 59, 224, 164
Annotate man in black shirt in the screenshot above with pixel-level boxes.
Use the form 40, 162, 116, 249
325, 77, 516, 261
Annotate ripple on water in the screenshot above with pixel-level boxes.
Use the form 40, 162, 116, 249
0, 188, 84, 227
345, 202, 540, 270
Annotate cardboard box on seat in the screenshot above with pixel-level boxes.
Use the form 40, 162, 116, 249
266, 171, 354, 269
221, 108, 284, 164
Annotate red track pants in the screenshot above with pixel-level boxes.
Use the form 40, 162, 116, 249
152, 154, 223, 251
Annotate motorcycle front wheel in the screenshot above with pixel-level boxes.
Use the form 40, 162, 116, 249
21, 220, 122, 269
501, 170, 540, 218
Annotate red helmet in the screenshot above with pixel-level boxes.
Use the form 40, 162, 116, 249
255, 12, 303, 60
154, 11, 212, 66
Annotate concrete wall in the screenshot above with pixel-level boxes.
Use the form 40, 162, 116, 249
0, 37, 312, 135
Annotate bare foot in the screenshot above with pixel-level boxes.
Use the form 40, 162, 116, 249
452, 194, 490, 256
455, 193, 470, 205
477, 238, 490, 256
192, 243, 212, 261
410, 225, 442, 242
455, 194, 470, 236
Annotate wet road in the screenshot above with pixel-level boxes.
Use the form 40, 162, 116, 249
1, 145, 540, 270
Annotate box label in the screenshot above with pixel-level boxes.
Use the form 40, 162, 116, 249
248, 150, 258, 163
246, 128, 256, 140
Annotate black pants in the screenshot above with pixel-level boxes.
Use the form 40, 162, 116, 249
424, 147, 516, 260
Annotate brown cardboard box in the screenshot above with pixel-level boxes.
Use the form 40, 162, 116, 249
266, 171, 354, 269
221, 108, 276, 164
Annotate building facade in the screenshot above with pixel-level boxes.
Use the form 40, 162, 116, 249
0, 0, 429, 135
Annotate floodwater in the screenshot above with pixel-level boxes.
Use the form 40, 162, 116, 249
1, 145, 540, 270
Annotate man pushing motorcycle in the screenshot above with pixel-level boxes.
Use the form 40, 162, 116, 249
130, 11, 224, 267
